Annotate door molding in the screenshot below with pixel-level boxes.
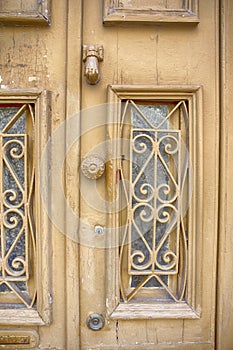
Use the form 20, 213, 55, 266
217, 0, 233, 348
106, 85, 203, 320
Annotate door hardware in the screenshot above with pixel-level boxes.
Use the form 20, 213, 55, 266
94, 225, 104, 235
81, 155, 105, 180
83, 45, 104, 85
86, 313, 105, 331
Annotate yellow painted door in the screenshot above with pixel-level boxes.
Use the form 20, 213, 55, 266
79, 1, 218, 350
0, 0, 230, 349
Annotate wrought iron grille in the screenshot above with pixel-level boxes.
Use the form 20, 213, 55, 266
120, 100, 189, 302
0, 104, 36, 308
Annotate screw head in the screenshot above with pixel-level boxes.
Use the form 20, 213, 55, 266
94, 225, 104, 235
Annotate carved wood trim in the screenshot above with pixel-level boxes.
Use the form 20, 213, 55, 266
0, 0, 50, 26
103, 0, 199, 25
0, 90, 52, 325
109, 303, 199, 319
106, 85, 203, 319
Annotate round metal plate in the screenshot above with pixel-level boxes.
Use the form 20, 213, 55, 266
86, 313, 105, 331
81, 155, 105, 180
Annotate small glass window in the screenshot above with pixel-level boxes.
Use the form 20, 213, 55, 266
0, 104, 36, 308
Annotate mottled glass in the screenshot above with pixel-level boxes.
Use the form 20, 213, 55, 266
130, 104, 170, 288
0, 107, 27, 292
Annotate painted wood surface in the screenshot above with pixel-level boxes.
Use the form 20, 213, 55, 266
0, 0, 231, 349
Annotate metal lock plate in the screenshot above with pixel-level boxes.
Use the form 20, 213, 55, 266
86, 313, 105, 331
0, 330, 39, 349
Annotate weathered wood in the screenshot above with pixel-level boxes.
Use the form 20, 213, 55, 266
0, 13, 49, 25
64, 0, 82, 349
0, 0, 70, 347
0, 91, 52, 325
81, 345, 214, 350
103, 0, 199, 24
80, 0, 219, 349
109, 302, 199, 319
217, 0, 233, 349
0, 0, 225, 348
0, 0, 50, 25
106, 85, 203, 320
0, 309, 44, 325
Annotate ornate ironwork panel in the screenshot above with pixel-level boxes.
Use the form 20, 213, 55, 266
120, 100, 189, 302
0, 105, 36, 308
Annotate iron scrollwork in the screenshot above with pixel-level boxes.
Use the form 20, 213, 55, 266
0, 105, 36, 308
120, 100, 189, 302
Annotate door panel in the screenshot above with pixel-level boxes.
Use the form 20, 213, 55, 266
105, 86, 202, 320
0, 0, 225, 349
79, 0, 218, 349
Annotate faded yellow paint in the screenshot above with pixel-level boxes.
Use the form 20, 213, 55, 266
80, 0, 219, 349
217, 1, 233, 350
0, 0, 232, 349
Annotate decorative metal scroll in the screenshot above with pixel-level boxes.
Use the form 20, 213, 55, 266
0, 105, 36, 308
120, 100, 189, 302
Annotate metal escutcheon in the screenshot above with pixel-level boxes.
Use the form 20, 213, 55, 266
86, 313, 105, 331
81, 155, 105, 180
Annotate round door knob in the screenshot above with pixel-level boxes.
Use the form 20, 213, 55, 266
81, 155, 105, 180
86, 313, 105, 331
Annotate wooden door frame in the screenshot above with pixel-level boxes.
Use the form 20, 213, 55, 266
217, 0, 233, 349
64, 0, 82, 348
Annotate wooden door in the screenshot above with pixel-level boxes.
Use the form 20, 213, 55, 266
79, 1, 217, 349
0, 0, 232, 349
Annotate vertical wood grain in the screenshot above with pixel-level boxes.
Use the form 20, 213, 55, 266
217, 0, 233, 349
65, 0, 82, 349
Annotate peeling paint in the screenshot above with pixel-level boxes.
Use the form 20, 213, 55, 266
28, 76, 38, 82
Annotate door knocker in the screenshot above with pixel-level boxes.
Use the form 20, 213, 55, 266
83, 45, 104, 85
